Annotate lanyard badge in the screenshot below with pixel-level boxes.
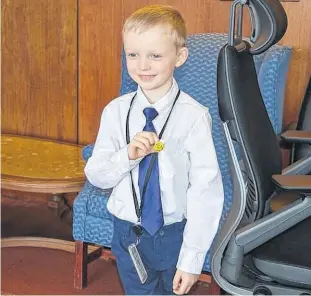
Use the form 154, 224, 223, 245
129, 223, 145, 283
128, 243, 148, 284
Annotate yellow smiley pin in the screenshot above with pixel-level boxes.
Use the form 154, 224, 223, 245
154, 141, 165, 152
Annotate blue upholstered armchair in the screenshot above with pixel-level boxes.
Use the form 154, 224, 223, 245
73, 33, 292, 290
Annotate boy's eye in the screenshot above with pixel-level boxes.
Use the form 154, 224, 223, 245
127, 53, 138, 58
151, 54, 162, 60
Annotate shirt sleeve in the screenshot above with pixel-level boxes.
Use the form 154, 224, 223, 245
84, 105, 141, 189
176, 111, 224, 274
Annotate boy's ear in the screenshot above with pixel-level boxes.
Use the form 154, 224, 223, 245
175, 47, 189, 68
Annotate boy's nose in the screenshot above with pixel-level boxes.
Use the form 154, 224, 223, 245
138, 57, 151, 71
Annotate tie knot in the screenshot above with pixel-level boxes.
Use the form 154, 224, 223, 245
143, 107, 158, 122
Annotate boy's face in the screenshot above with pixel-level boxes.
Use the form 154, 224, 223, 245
123, 24, 188, 99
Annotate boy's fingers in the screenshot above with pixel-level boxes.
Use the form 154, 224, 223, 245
135, 135, 152, 149
132, 139, 148, 153
140, 131, 159, 144
173, 270, 182, 290
177, 280, 190, 295
146, 132, 159, 145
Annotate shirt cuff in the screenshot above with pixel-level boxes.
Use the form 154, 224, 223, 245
176, 244, 207, 275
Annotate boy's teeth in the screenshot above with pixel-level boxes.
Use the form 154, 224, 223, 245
141, 75, 154, 80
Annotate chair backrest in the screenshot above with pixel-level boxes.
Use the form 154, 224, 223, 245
212, 0, 288, 290
291, 76, 311, 162
218, 43, 283, 220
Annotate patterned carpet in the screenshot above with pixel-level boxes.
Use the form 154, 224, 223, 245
1, 201, 211, 295
1, 191, 296, 295
1, 246, 211, 295
1, 246, 124, 295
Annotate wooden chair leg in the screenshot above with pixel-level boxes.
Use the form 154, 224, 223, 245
209, 275, 221, 295
74, 241, 88, 289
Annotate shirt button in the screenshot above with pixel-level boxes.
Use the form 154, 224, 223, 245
159, 230, 164, 236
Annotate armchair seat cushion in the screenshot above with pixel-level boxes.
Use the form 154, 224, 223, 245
252, 216, 311, 287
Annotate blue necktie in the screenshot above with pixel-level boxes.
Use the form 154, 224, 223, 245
138, 107, 164, 236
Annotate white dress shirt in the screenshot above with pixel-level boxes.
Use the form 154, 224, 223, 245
85, 79, 224, 274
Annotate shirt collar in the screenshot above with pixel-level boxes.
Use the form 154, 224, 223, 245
136, 78, 179, 115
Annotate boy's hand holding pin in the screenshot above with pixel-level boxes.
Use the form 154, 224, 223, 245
128, 131, 164, 160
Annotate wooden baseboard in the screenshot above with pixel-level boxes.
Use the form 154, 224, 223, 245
1, 237, 101, 256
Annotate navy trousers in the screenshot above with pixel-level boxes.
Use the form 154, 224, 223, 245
111, 216, 186, 295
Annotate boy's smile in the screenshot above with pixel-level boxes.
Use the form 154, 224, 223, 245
124, 24, 188, 103
139, 75, 156, 82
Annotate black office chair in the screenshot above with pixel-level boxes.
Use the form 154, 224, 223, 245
211, 0, 311, 294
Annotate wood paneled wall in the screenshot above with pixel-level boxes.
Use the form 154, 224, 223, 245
78, 0, 235, 143
2, 0, 311, 145
1, 0, 77, 142
278, 0, 311, 127
78, 0, 311, 144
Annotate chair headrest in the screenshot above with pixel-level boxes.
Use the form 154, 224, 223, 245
229, 0, 288, 55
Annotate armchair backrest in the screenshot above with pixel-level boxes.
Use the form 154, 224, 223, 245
120, 33, 292, 135
83, 33, 292, 166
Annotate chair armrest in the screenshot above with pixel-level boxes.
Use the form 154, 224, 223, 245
282, 155, 311, 175
281, 130, 311, 144
272, 174, 311, 193
72, 181, 94, 241
220, 197, 311, 284
82, 144, 94, 162
236, 197, 311, 252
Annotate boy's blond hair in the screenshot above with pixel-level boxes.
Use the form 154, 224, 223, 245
123, 5, 187, 48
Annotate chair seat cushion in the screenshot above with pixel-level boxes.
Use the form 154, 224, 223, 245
252, 216, 311, 287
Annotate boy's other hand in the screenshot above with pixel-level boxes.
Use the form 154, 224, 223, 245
128, 131, 159, 160
173, 269, 199, 295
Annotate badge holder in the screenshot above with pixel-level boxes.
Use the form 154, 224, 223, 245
128, 224, 147, 284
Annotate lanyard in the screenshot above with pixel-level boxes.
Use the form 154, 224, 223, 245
125, 89, 181, 222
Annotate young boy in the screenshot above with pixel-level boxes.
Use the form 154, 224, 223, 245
85, 5, 224, 295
